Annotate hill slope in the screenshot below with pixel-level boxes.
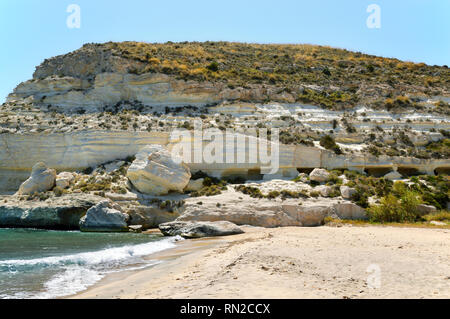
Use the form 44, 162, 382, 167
29, 41, 450, 112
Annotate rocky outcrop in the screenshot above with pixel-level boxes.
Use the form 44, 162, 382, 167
309, 169, 331, 183
127, 145, 191, 195
178, 200, 302, 227
17, 162, 56, 195
159, 221, 244, 238
79, 200, 129, 232
9, 71, 296, 113
0, 194, 102, 230
176, 189, 366, 227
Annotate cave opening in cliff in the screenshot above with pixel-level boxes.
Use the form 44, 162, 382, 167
397, 167, 421, 177
364, 167, 392, 177
435, 167, 450, 175
247, 168, 263, 181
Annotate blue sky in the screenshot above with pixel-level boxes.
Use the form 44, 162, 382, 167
0, 0, 449, 103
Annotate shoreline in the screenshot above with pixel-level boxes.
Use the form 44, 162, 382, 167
70, 225, 450, 299
66, 229, 229, 299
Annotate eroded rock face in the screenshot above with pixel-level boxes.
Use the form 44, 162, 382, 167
79, 200, 129, 232
159, 221, 244, 238
177, 200, 301, 228
17, 162, 56, 195
176, 188, 367, 227
127, 145, 191, 195
309, 169, 330, 183
0, 194, 102, 230
282, 205, 334, 226
9, 72, 297, 113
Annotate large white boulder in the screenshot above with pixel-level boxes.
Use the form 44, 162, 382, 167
127, 145, 191, 195
309, 168, 331, 183
17, 162, 56, 195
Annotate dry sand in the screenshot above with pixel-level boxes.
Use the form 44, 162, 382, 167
71, 225, 450, 299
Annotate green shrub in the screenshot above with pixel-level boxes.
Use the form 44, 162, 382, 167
207, 61, 219, 72
267, 190, 280, 199
350, 188, 369, 208
310, 191, 320, 198
190, 184, 225, 197
320, 135, 342, 155
53, 186, 64, 197
422, 211, 450, 222
367, 192, 422, 223
235, 185, 264, 198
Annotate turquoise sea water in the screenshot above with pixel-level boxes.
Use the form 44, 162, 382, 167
0, 228, 178, 299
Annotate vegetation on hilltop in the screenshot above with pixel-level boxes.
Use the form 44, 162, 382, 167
93, 41, 450, 110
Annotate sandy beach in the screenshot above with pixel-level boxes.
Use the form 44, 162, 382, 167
71, 225, 450, 299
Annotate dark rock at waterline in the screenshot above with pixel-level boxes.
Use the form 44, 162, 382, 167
159, 221, 244, 239
0, 194, 103, 230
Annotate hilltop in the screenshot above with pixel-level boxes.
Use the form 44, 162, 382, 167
23, 41, 450, 112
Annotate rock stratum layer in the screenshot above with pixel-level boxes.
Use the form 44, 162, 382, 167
1, 130, 447, 193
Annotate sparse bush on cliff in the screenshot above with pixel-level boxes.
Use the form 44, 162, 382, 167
320, 135, 342, 155
234, 185, 264, 198
207, 61, 219, 72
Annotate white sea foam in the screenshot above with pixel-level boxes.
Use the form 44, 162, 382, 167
0, 236, 182, 299
0, 236, 181, 268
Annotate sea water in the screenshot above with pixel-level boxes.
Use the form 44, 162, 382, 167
0, 228, 179, 299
